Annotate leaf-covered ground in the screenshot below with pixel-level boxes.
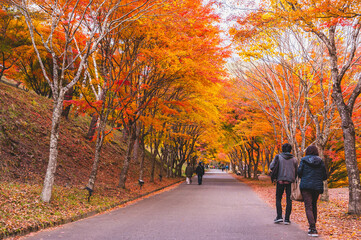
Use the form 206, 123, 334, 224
235, 174, 361, 239
0, 180, 182, 239
0, 82, 183, 238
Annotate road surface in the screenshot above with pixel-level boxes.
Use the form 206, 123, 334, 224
24, 169, 313, 240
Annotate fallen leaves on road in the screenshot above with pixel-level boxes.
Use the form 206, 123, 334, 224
234, 174, 361, 240
0, 178, 182, 239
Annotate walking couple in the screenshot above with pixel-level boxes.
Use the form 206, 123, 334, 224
185, 161, 205, 185
270, 143, 327, 237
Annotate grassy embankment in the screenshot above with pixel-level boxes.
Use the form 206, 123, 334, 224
0, 82, 183, 239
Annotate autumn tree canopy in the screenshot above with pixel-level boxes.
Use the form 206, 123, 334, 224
3, 0, 361, 218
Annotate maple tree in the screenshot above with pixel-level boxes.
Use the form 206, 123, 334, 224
10, 0, 155, 202
0, 6, 29, 86
218, 77, 278, 178
40, 0, 229, 192
230, 0, 361, 214
115, 0, 228, 187
13, 45, 53, 97
79, 22, 145, 191
230, 27, 343, 200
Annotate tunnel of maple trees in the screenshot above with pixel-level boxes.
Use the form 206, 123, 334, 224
1, 0, 361, 214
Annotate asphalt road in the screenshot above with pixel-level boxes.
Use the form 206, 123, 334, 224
24, 170, 313, 240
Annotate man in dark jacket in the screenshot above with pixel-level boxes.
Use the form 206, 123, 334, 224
269, 143, 298, 225
195, 161, 205, 185
298, 145, 327, 237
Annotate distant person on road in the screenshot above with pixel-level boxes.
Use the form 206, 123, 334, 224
269, 143, 298, 225
185, 163, 193, 185
195, 161, 205, 185
298, 145, 327, 237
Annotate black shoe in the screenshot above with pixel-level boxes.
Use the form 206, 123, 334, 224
274, 218, 283, 223
284, 220, 291, 225
308, 229, 318, 237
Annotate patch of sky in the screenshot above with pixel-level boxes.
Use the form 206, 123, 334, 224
203, 0, 260, 63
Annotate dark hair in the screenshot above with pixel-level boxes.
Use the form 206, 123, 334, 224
282, 143, 292, 153
306, 145, 319, 156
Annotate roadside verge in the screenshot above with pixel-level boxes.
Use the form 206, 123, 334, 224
1, 179, 184, 240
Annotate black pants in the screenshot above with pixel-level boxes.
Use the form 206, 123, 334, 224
276, 182, 292, 220
197, 174, 203, 185
301, 189, 320, 230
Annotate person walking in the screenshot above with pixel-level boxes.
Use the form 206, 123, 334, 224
269, 143, 298, 225
195, 161, 205, 185
185, 163, 193, 184
298, 145, 327, 237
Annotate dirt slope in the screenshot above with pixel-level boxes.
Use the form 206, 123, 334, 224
0, 81, 163, 190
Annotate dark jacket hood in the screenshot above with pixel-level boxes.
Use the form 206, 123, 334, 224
280, 152, 294, 160
302, 155, 323, 167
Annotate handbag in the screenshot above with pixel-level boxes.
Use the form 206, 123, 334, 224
291, 177, 303, 202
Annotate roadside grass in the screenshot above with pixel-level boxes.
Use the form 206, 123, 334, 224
0, 178, 182, 238
234, 174, 361, 240
0, 80, 184, 239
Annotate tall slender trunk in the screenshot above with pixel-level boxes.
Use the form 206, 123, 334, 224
332, 69, 361, 214
87, 117, 107, 190
171, 157, 176, 178
62, 87, 74, 119
133, 138, 140, 164
139, 142, 145, 181
338, 114, 361, 214
133, 125, 141, 164
150, 148, 158, 182
119, 130, 135, 189
159, 149, 166, 180
87, 90, 104, 141
253, 149, 259, 180
87, 114, 98, 140
163, 147, 170, 178
238, 160, 243, 176
41, 96, 64, 202
177, 164, 182, 177
261, 149, 266, 174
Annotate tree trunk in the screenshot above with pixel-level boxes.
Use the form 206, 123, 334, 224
261, 150, 266, 174
229, 162, 234, 173
159, 149, 166, 181
87, 117, 106, 190
87, 108, 109, 190
332, 79, 361, 214
177, 164, 182, 177
133, 125, 141, 164
253, 163, 259, 180
238, 158, 243, 176
171, 158, 176, 178
118, 130, 135, 189
61, 86, 73, 119
139, 143, 145, 181
150, 152, 157, 182
340, 121, 361, 214
40, 97, 64, 202
87, 114, 98, 141
167, 158, 171, 178
133, 138, 140, 164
